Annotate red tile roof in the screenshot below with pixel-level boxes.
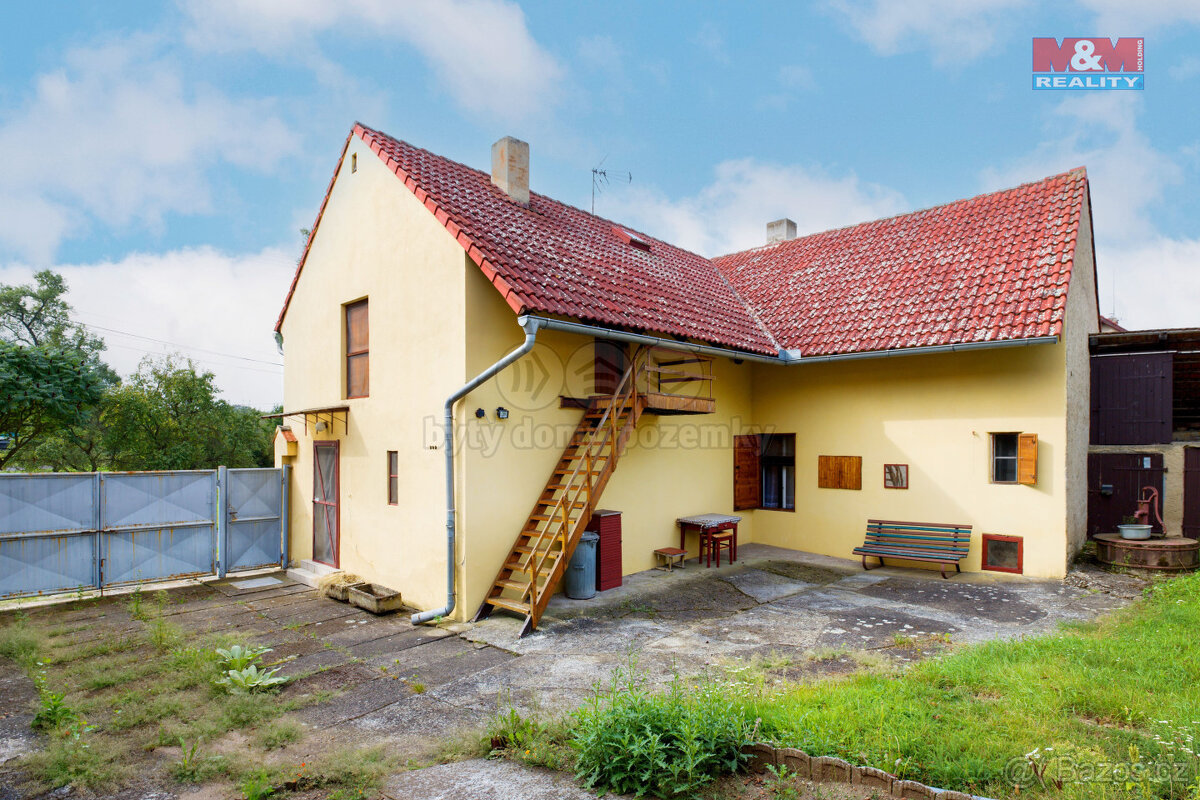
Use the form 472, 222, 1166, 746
278, 125, 1090, 360
712, 169, 1089, 356
276, 124, 780, 354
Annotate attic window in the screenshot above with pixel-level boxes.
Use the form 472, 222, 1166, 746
613, 226, 651, 252
351, 153, 357, 173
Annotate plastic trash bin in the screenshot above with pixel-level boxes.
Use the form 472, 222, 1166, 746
565, 531, 600, 599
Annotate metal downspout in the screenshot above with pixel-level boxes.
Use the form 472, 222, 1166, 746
411, 317, 541, 625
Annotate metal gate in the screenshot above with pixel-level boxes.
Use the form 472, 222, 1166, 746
0, 466, 290, 599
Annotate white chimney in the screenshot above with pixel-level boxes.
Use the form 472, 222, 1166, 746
767, 218, 797, 244
491, 136, 530, 206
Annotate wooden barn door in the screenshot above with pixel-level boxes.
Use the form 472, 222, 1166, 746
1184, 447, 1200, 540
1087, 452, 1166, 537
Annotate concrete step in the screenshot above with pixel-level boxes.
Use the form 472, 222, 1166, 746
287, 559, 339, 589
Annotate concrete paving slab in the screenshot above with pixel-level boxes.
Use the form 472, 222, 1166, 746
381, 759, 615, 800
344, 627, 454, 659
348, 691, 491, 745
855, 578, 1047, 624
0, 658, 37, 767
721, 568, 814, 603
814, 607, 958, 649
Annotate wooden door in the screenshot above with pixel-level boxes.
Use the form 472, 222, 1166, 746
313, 441, 340, 566
733, 435, 761, 511
594, 340, 628, 395
1185, 447, 1200, 540
1087, 452, 1166, 537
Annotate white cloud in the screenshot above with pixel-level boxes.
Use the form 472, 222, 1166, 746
825, 0, 1028, 63
1098, 237, 1200, 330
980, 93, 1176, 242
691, 22, 731, 64
603, 159, 908, 257
180, 0, 563, 122
0, 247, 297, 409
1075, 0, 1200, 33
1169, 56, 1200, 81
0, 37, 297, 263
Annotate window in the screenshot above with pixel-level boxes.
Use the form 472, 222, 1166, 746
982, 533, 1023, 574
346, 299, 369, 398
992, 432, 1038, 485
761, 434, 795, 510
818, 455, 862, 490
733, 434, 795, 511
386, 450, 398, 505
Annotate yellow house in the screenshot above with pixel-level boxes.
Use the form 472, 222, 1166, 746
273, 124, 1099, 633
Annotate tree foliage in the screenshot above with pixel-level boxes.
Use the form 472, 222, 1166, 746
1, 271, 275, 472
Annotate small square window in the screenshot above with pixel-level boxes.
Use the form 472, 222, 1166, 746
387, 450, 398, 505
991, 433, 1019, 483
982, 533, 1023, 574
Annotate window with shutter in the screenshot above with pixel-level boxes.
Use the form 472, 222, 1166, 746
346, 299, 369, 398
761, 434, 796, 509
818, 455, 862, 490
1017, 433, 1038, 485
733, 435, 761, 511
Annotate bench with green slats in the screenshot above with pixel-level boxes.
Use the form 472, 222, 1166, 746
852, 519, 971, 579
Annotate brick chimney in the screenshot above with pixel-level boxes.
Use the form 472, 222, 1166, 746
491, 136, 530, 206
767, 218, 797, 244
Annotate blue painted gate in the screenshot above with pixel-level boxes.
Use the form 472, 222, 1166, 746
0, 466, 290, 599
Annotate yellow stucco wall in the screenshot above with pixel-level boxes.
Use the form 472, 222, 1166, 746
276, 135, 468, 612
745, 342, 1073, 578
458, 264, 756, 618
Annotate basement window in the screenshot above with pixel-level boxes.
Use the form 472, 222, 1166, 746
982, 533, 1023, 574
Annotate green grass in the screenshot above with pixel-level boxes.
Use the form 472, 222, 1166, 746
0, 592, 350, 795
734, 574, 1200, 797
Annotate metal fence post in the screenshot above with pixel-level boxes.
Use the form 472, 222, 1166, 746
92, 472, 103, 591
280, 465, 291, 569
216, 466, 228, 579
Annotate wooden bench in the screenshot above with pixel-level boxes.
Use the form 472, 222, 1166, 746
852, 519, 971, 579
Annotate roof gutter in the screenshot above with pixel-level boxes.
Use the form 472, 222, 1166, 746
411, 316, 541, 625
520, 314, 1058, 365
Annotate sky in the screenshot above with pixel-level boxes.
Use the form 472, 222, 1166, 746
1, 1, 1198, 409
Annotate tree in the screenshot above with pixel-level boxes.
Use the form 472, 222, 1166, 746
101, 356, 274, 471
0, 342, 104, 469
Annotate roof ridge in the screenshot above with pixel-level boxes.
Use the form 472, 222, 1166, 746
713, 166, 1088, 262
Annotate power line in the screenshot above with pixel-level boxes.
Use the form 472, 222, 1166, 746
80, 322, 283, 367
102, 342, 283, 375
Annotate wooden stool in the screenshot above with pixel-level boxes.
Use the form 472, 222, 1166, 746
654, 547, 687, 572
705, 531, 735, 567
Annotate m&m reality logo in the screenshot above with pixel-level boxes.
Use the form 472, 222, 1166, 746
1032, 38, 1144, 90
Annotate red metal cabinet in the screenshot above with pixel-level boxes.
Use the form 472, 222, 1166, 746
587, 509, 622, 591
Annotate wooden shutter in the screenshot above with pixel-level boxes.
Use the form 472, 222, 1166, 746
1017, 433, 1038, 485
733, 435, 761, 510
818, 455, 862, 490
346, 299, 369, 398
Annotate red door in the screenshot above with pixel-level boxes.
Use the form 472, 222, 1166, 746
313, 442, 340, 566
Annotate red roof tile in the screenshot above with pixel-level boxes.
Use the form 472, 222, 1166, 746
274, 125, 779, 354
712, 169, 1088, 356
278, 125, 1090, 360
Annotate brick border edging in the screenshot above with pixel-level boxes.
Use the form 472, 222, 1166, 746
741, 743, 998, 800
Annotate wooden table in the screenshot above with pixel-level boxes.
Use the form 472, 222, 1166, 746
677, 513, 742, 565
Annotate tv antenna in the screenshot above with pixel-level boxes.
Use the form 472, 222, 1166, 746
591, 155, 631, 215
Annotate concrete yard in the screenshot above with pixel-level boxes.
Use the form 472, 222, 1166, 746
0, 544, 1147, 799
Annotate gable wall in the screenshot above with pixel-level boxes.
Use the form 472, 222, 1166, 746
276, 135, 468, 611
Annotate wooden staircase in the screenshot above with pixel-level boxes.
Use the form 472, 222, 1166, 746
474, 349, 648, 636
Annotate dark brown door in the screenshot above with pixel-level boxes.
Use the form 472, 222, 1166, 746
313, 441, 340, 566
594, 340, 628, 395
1184, 447, 1200, 540
1087, 452, 1167, 537
733, 435, 761, 511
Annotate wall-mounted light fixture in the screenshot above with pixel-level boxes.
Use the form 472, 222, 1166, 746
496, 407, 510, 420
315, 421, 328, 432
475, 408, 486, 419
